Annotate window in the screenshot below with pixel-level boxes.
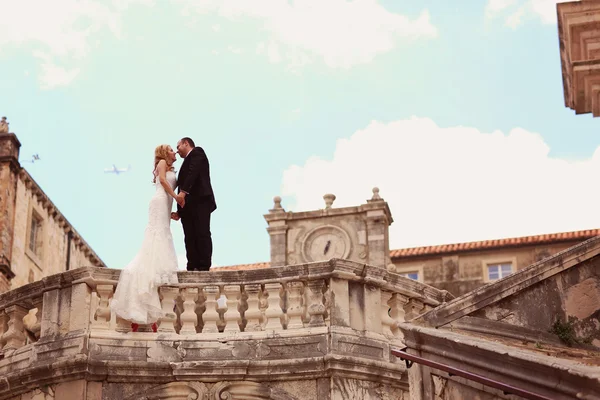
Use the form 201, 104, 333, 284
400, 271, 420, 281
395, 264, 424, 282
28, 211, 43, 258
487, 262, 513, 281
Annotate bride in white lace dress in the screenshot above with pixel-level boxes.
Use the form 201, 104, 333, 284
111, 144, 181, 327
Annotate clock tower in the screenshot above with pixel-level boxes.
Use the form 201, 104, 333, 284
264, 188, 393, 269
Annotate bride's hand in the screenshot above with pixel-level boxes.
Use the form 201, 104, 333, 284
171, 212, 180, 221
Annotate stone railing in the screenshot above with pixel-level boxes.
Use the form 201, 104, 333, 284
0, 259, 452, 400
0, 259, 449, 349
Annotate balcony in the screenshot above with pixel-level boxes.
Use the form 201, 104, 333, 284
0, 259, 451, 400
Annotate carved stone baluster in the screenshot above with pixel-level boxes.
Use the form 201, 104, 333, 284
307, 280, 326, 327
238, 287, 248, 332
222, 285, 242, 332
179, 288, 199, 335
196, 288, 206, 333
285, 281, 304, 330
381, 291, 395, 338
0, 311, 8, 350
244, 284, 262, 332
2, 305, 28, 353
201, 286, 220, 333
389, 293, 409, 338
92, 284, 114, 330
263, 283, 283, 331
30, 296, 44, 340
158, 287, 179, 333
404, 298, 425, 321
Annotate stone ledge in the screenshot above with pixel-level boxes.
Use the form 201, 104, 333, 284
399, 323, 600, 400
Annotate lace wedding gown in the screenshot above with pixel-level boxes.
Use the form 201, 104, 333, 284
110, 170, 179, 324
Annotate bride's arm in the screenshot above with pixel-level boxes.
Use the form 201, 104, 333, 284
157, 160, 178, 200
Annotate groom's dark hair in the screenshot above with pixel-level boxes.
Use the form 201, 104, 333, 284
181, 137, 195, 147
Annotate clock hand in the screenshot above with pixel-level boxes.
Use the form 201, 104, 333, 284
324, 240, 331, 255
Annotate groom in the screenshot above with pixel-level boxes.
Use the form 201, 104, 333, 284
172, 137, 217, 271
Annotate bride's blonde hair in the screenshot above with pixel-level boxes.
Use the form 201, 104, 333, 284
153, 144, 175, 183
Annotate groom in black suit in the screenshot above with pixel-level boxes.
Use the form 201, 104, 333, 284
173, 137, 217, 271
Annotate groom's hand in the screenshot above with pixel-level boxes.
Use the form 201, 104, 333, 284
171, 212, 180, 221
176, 193, 185, 207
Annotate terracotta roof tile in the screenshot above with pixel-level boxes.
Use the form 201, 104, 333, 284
389, 229, 600, 258
214, 228, 600, 270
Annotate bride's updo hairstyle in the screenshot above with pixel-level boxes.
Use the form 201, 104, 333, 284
153, 144, 175, 183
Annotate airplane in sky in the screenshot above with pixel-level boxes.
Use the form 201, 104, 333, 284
104, 164, 131, 175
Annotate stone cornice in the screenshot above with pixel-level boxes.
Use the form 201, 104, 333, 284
414, 235, 600, 327
18, 169, 107, 269
399, 323, 600, 400
264, 202, 393, 225
558, 0, 600, 116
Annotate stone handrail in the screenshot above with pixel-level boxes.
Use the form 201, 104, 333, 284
0, 259, 452, 357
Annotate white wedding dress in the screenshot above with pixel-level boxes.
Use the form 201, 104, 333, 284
110, 170, 179, 325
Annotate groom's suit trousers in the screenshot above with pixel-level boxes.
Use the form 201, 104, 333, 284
180, 199, 213, 271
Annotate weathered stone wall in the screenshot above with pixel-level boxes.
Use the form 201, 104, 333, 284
471, 253, 600, 346
8, 171, 106, 292
393, 242, 581, 297
11, 178, 65, 288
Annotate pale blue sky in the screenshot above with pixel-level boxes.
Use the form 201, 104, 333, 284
2, 0, 599, 270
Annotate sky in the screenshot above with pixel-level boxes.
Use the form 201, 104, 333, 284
1, 0, 599, 270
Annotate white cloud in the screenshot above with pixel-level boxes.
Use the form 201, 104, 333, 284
176, 0, 437, 69
280, 117, 600, 249
485, 0, 574, 27
0, 0, 151, 88
33, 52, 80, 89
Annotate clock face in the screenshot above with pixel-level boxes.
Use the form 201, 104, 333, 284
302, 225, 351, 262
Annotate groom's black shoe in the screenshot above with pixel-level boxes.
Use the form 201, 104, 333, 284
186, 265, 210, 272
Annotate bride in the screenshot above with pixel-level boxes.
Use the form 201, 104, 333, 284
110, 144, 182, 330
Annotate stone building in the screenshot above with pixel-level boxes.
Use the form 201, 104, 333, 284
400, 235, 600, 400
220, 192, 599, 298
0, 119, 106, 295
558, 0, 600, 117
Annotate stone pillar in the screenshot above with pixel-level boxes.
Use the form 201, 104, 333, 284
264, 196, 288, 267
0, 122, 20, 292
363, 188, 393, 268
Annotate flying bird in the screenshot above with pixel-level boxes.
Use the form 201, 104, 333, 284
20, 154, 40, 163
104, 164, 131, 175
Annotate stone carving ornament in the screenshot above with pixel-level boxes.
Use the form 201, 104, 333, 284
127, 381, 298, 400
0, 117, 8, 133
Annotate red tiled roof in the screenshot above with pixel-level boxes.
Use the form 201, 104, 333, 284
214, 229, 600, 270
389, 229, 600, 258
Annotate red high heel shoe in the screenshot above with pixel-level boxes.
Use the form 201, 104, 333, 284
131, 323, 139, 332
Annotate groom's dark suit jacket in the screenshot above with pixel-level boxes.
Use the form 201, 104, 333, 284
177, 147, 216, 213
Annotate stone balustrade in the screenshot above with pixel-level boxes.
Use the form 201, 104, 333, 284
0, 259, 451, 400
